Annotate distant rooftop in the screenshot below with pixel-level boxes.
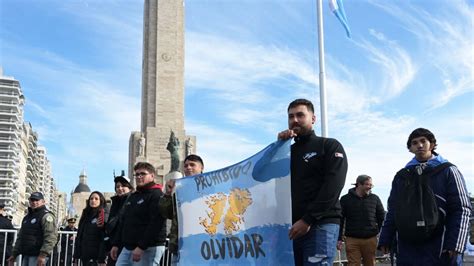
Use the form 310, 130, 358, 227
73, 183, 91, 193
0, 67, 16, 80
74, 168, 90, 193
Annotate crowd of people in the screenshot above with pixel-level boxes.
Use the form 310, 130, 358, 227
0, 98, 472, 266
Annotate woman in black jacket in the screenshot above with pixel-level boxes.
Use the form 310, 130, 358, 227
73, 191, 107, 266
106, 176, 133, 266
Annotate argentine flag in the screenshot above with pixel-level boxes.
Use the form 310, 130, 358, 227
329, 0, 351, 38
175, 140, 294, 265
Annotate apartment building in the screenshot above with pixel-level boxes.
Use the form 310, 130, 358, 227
0, 69, 64, 225
0, 69, 26, 225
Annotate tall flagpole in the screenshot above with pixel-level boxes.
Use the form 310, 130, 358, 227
316, 0, 328, 137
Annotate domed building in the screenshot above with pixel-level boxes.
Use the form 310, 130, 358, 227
70, 169, 91, 221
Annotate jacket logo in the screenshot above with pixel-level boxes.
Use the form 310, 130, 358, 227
137, 199, 144, 204
46, 215, 53, 223
303, 152, 317, 162
91, 218, 97, 224
31, 218, 37, 224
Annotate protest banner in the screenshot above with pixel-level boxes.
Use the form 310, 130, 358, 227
175, 140, 294, 265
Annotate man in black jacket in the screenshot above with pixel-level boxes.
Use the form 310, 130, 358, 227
110, 162, 166, 266
337, 175, 385, 266
278, 98, 348, 266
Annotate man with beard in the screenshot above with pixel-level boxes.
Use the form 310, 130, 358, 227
278, 98, 348, 266
337, 175, 385, 266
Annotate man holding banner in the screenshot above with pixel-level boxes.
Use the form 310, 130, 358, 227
278, 98, 348, 266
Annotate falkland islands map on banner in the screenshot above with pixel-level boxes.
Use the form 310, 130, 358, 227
175, 140, 294, 266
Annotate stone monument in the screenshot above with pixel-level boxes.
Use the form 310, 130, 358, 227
129, 0, 196, 186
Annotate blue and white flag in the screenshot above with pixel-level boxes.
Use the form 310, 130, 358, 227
175, 140, 294, 266
329, 0, 351, 38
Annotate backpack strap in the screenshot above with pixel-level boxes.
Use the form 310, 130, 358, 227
420, 162, 453, 178
395, 162, 453, 186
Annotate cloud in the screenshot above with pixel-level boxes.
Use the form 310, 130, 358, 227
3, 41, 141, 192
185, 32, 321, 132
186, 32, 316, 95
58, 1, 143, 55
356, 30, 417, 100
324, 68, 373, 115
185, 31, 385, 132
186, 122, 266, 172
368, 0, 474, 109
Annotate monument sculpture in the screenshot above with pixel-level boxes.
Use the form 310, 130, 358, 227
166, 131, 180, 172
185, 138, 193, 156
137, 135, 146, 157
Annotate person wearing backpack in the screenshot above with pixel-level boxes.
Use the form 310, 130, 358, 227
378, 128, 471, 265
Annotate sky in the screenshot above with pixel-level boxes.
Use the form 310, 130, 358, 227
0, 0, 472, 206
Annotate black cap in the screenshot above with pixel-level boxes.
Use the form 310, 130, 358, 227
114, 175, 131, 185
29, 192, 44, 200
0, 204, 4, 209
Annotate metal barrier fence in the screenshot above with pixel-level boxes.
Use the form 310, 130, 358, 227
0, 229, 380, 265
0, 229, 172, 266
0, 229, 17, 265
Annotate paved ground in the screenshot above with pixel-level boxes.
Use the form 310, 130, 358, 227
334, 254, 474, 265
463, 254, 474, 265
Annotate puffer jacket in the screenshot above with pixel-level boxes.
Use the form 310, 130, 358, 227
378, 155, 471, 265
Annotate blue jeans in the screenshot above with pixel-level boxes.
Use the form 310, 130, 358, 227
293, 223, 339, 266
115, 246, 165, 266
